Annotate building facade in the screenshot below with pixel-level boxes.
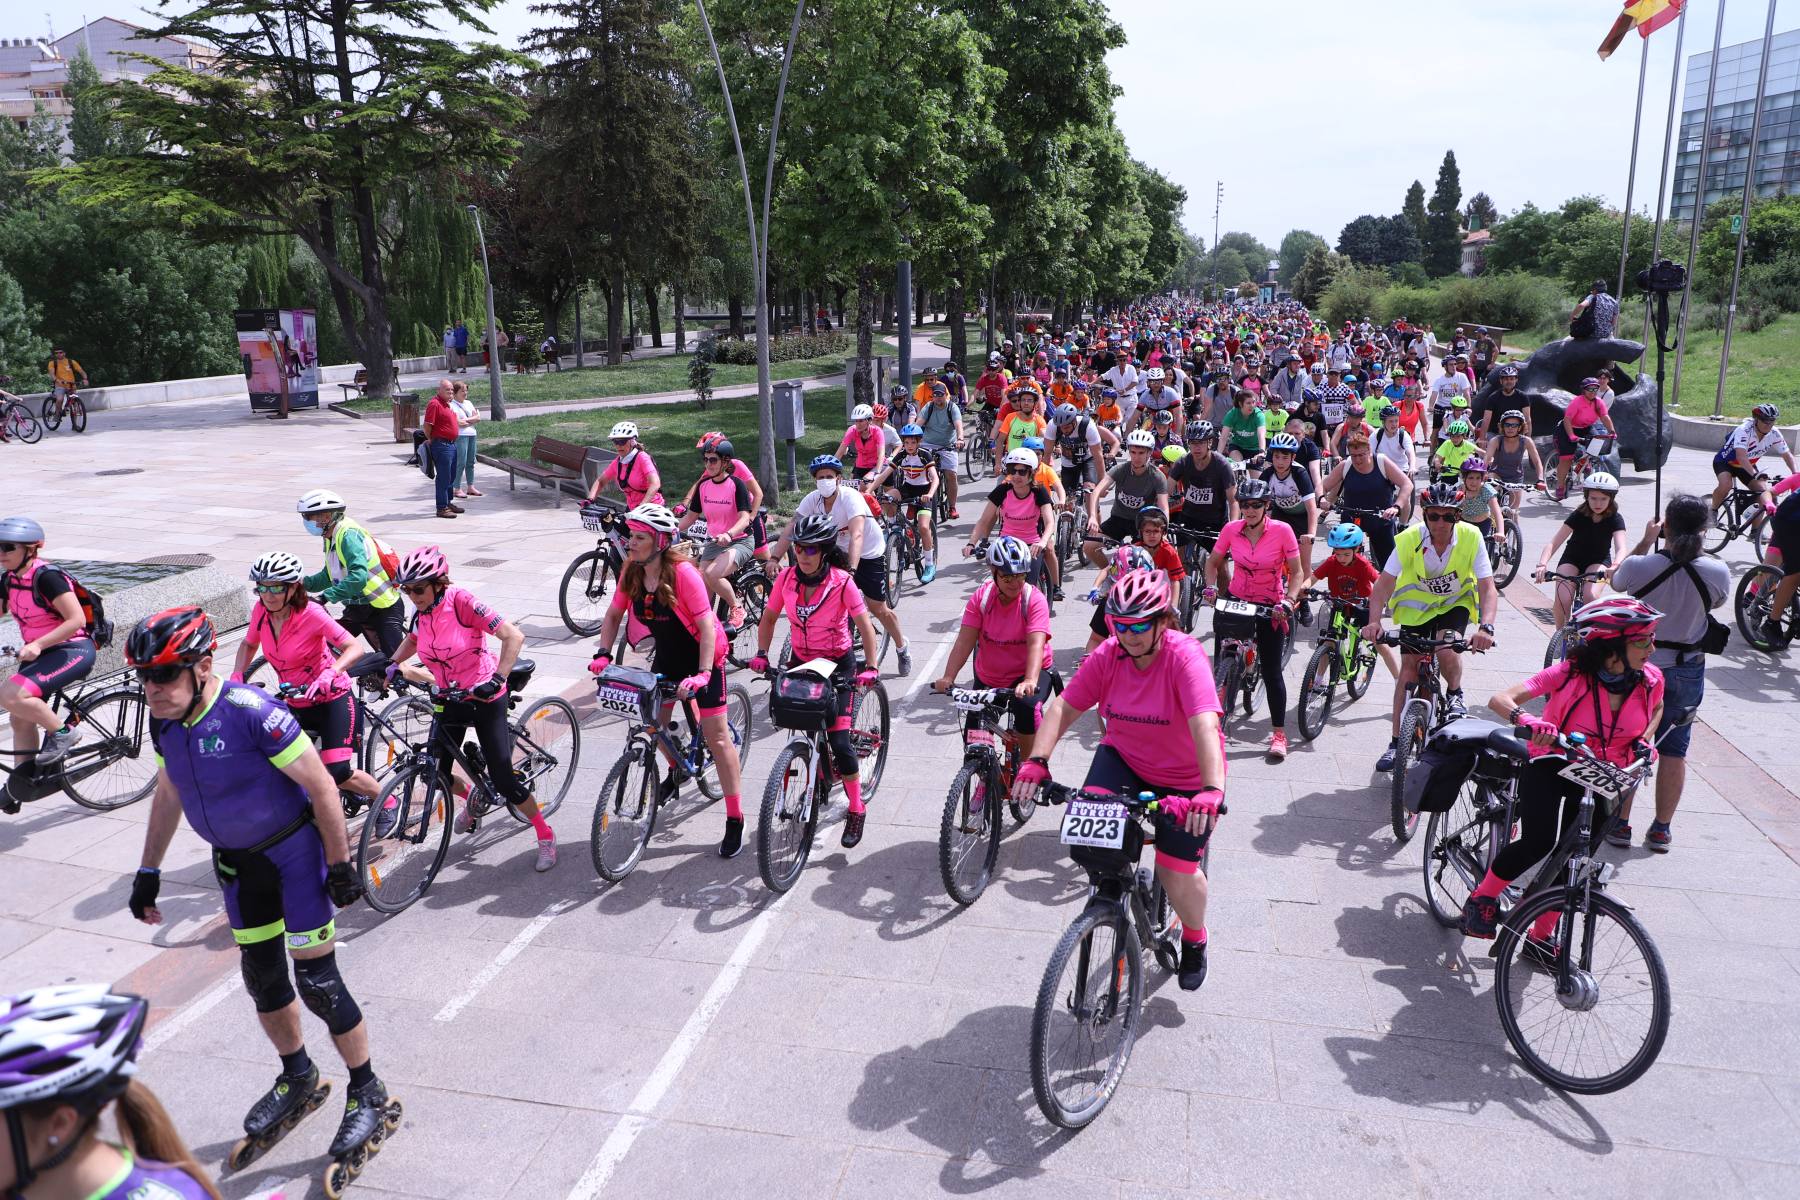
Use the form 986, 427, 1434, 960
1671, 27, 1800, 222
0, 17, 211, 143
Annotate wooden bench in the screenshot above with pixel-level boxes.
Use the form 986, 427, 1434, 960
489, 434, 590, 507
338, 369, 372, 402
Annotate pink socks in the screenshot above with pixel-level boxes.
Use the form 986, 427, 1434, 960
1530, 909, 1561, 941
1182, 924, 1208, 945
528, 809, 553, 840
843, 776, 865, 815
1471, 869, 1508, 901
724, 793, 743, 820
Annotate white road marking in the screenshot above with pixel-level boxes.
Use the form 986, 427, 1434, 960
899, 639, 952, 708
433, 897, 577, 1023
564, 889, 792, 1199
144, 974, 241, 1055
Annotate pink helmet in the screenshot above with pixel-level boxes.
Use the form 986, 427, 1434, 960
1105, 568, 1172, 622
1568, 595, 1661, 647
1112, 544, 1154, 574
395, 545, 449, 586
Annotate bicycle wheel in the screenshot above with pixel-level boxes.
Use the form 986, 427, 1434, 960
1296, 642, 1337, 742
1496, 519, 1523, 589
1421, 778, 1497, 927
1029, 905, 1143, 1130
58, 690, 155, 811
1146, 878, 1183, 973
67, 398, 86, 434
39, 397, 60, 430
1543, 627, 1566, 669
737, 572, 771, 627
1703, 503, 1736, 555
240, 656, 276, 691
364, 693, 432, 776
757, 741, 819, 893
1344, 638, 1378, 701
1389, 697, 1430, 843
1736, 564, 1786, 651
357, 765, 453, 915
1055, 510, 1077, 566
1215, 656, 1245, 737
558, 549, 616, 636
939, 761, 1003, 905
850, 684, 890, 797
886, 540, 905, 606
509, 695, 579, 820
591, 747, 659, 883
1494, 888, 1671, 1094
8, 407, 41, 444
694, 684, 755, 801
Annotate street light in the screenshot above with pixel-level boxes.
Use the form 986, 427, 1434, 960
467, 203, 506, 421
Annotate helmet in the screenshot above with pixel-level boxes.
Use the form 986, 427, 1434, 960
1186, 420, 1215, 443
1379, 404, 1399, 419
394, 545, 450, 586
850, 404, 873, 421
1567, 595, 1661, 646
1497, 364, 1520, 378
987, 352, 1003, 365
624, 503, 679, 540
986, 535, 1034, 575
1112, 544, 1155, 574
1753, 403, 1780, 422
248, 551, 305, 584
695, 431, 726, 451
1580, 377, 1601, 389
1583, 471, 1621, 494
1001, 448, 1039, 471
889, 384, 907, 400
1459, 456, 1489, 474
1236, 477, 1272, 504
871, 403, 889, 421
1309, 362, 1325, 373
1146, 367, 1165, 382
124, 606, 216, 669
808, 454, 843, 475
1054, 402, 1080, 423
1153, 409, 1174, 426
1125, 430, 1156, 450
1420, 481, 1463, 509
295, 489, 345, 516
0, 984, 147, 1111
609, 421, 638, 440
1347, 401, 1366, 416
1343, 373, 1358, 384
0, 516, 45, 543
1072, 380, 1089, 391
1161, 445, 1184, 464
788, 513, 838, 547
1136, 504, 1168, 525
1446, 418, 1471, 436
1326, 522, 1365, 550
1021, 436, 1046, 452
899, 423, 924, 439
1500, 409, 1526, 426
1100, 387, 1119, 399
711, 438, 735, 460
1268, 433, 1301, 453
1105, 569, 1173, 622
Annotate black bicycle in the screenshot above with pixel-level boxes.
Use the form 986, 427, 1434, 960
559, 502, 626, 636
935, 683, 1053, 906
1705, 472, 1779, 562
1166, 525, 1217, 635
0, 651, 153, 814
1735, 555, 1800, 652
1537, 566, 1610, 667
241, 653, 434, 787
1206, 595, 1291, 739
1378, 629, 1474, 843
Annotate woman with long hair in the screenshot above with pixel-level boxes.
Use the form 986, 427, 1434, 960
1534, 472, 1627, 631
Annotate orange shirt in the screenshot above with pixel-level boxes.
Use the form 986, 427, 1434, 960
1095, 401, 1122, 424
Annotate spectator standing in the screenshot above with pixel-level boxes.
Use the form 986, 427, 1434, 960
450, 380, 482, 499
423, 380, 462, 519
442, 326, 456, 370
452, 320, 470, 372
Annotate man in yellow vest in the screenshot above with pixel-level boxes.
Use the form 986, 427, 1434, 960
294, 489, 405, 657
1363, 480, 1498, 773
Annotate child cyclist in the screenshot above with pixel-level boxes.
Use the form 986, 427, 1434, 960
1309, 523, 1399, 679
1455, 458, 1505, 548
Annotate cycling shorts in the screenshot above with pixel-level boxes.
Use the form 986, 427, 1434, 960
213, 822, 335, 950
1080, 743, 1213, 871
853, 554, 889, 606
8, 638, 95, 699
1554, 423, 1594, 457
1711, 454, 1758, 486
289, 691, 362, 767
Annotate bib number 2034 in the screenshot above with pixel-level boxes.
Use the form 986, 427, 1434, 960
1059, 799, 1128, 849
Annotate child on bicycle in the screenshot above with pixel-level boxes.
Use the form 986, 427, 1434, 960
1310, 523, 1399, 679
865, 424, 940, 583
1534, 471, 1626, 632
1084, 542, 1158, 654
930, 535, 1056, 751
1484, 409, 1542, 515
1455, 459, 1505, 547
0, 516, 95, 769
1431, 418, 1480, 484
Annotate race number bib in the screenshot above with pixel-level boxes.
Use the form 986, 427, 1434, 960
596, 686, 641, 717
1422, 574, 1458, 597
1185, 485, 1213, 505
1557, 757, 1628, 800
1322, 402, 1346, 426
1215, 597, 1258, 616
1059, 799, 1128, 849
1117, 492, 1143, 510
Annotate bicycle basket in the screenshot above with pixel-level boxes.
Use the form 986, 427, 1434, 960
770, 670, 836, 731
594, 664, 657, 722
580, 502, 614, 533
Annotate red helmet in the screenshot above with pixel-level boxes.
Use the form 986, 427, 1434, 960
125, 606, 216, 668
1105, 568, 1172, 623
871, 403, 889, 422
695, 431, 726, 452
1568, 596, 1661, 646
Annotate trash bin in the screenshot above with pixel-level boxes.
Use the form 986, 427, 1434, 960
390, 391, 420, 443
773, 381, 806, 440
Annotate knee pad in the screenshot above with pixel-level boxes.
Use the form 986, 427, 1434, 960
293, 952, 364, 1036
239, 938, 297, 1014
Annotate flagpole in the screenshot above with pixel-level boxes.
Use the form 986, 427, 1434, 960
1642, 2, 1690, 348
1617, 33, 1652, 299
1670, 0, 1728, 412
1712, 0, 1779, 418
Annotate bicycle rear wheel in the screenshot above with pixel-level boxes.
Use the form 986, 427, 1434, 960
939, 761, 1003, 905
1390, 697, 1430, 843
364, 694, 432, 776
694, 684, 755, 801
358, 765, 453, 915
58, 691, 155, 811
510, 695, 579, 819
591, 748, 659, 883
1029, 905, 1142, 1130
67, 399, 86, 433
1496, 519, 1523, 589
850, 684, 890, 797
1421, 778, 1497, 927
1296, 642, 1336, 743
886, 540, 905, 606
1736, 564, 1787, 651
39, 398, 60, 430
558, 550, 616, 637
757, 742, 819, 893
1494, 888, 1671, 1094
1344, 638, 1378, 701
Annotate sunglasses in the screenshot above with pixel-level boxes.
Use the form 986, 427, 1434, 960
1240, 500, 1269, 510
401, 583, 436, 596
611, 438, 632, 446
1004, 466, 1031, 476
253, 583, 289, 595
0, 542, 20, 553
1108, 616, 1158, 636
794, 544, 824, 554
1626, 634, 1656, 649
1425, 510, 1459, 523
135, 664, 185, 686
702, 455, 721, 464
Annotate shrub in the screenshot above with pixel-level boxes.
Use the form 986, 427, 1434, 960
690, 335, 717, 409
1319, 265, 1394, 329
510, 303, 545, 371
712, 330, 851, 365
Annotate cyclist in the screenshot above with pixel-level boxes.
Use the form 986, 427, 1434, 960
1168, 420, 1238, 547
967, 448, 1055, 589
125, 607, 391, 1168
45, 348, 87, 409
1084, 430, 1171, 568
587, 421, 663, 509
1550, 377, 1617, 499
1370, 403, 1418, 481
915, 380, 965, 520
940, 360, 967, 406
885, 382, 917, 431
696, 431, 768, 558
1311, 522, 1400, 678
1534, 471, 1627, 632
384, 547, 558, 871
1138, 366, 1181, 428
590, 503, 745, 857
1482, 363, 1530, 437
1467, 597, 1665, 950
975, 354, 1011, 412
0, 985, 220, 1199
930, 535, 1055, 754
1364, 481, 1500, 772
1485, 409, 1543, 515
1753, 471, 1800, 646
295, 489, 405, 658
677, 438, 755, 629
836, 404, 886, 481
1010, 568, 1227, 991
1319, 435, 1410, 569
1262, 432, 1319, 577
1431, 417, 1480, 483
1202, 477, 1302, 760
1083, 542, 1155, 654
871, 403, 898, 457
1470, 326, 1498, 386
993, 385, 1048, 473
0, 516, 94, 768
1710, 402, 1795, 514
1093, 385, 1125, 440
1021, 435, 1068, 598
1327, 400, 1373, 460
866, 424, 941, 584
1050, 401, 1114, 500
747, 513, 883, 848
1316, 367, 1356, 438
1455, 458, 1505, 550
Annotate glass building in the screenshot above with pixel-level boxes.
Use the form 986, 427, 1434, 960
1671, 27, 1800, 222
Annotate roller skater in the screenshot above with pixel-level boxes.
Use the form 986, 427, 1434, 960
323, 1077, 404, 1198
229, 1063, 332, 1170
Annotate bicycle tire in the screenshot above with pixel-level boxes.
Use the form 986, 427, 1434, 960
1494, 888, 1671, 1094
1029, 905, 1142, 1130
1215, 656, 1245, 737
364, 693, 432, 776
1344, 637, 1378, 701
591, 747, 659, 883
1390, 697, 1430, 843
695, 684, 755, 801
1496, 518, 1523, 590
1421, 778, 1497, 927
1543, 627, 1566, 669
939, 761, 1003, 905
851, 683, 890, 797
737, 572, 771, 627
1055, 510, 1077, 567
58, 690, 155, 811
357, 765, 453, 915
509, 695, 579, 820
67, 398, 86, 434
886, 540, 905, 606
1735, 564, 1787, 651
39, 397, 60, 430
9, 408, 42, 444
1751, 513, 1770, 563
1297, 642, 1337, 742
757, 741, 817, 893
1702, 503, 1736, 556
557, 549, 615, 637
1147, 877, 1182, 973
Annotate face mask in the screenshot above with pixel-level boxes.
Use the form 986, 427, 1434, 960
303, 519, 325, 537
814, 477, 838, 497
1596, 664, 1641, 695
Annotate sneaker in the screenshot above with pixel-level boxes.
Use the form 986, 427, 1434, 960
1178, 940, 1209, 991
35, 725, 81, 768
437, 509, 459, 519
1459, 894, 1500, 940
1376, 739, 1399, 773
896, 645, 913, 677
1266, 730, 1288, 761
948, 508, 960, 520
1445, 689, 1467, 717
1645, 822, 1672, 852
373, 796, 400, 838
919, 563, 937, 584
841, 808, 866, 849
533, 835, 558, 872
1605, 822, 1632, 848
1050, 586, 1065, 602
1520, 934, 1561, 971
718, 816, 744, 859
454, 797, 478, 834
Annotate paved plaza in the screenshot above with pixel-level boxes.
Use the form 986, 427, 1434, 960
3, 388, 1798, 1199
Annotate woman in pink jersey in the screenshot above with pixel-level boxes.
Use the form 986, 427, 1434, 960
964, 449, 1055, 590
0, 516, 95, 770
696, 431, 767, 556
1201, 476, 1303, 762
930, 535, 1056, 735
591, 503, 746, 859
1011, 569, 1227, 991
748, 513, 883, 849
587, 420, 662, 508
385, 546, 558, 873
835, 404, 887, 480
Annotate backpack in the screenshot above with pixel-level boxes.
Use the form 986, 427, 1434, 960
32, 565, 114, 648
369, 534, 402, 584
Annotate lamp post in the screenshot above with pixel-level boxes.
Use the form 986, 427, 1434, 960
467, 203, 506, 421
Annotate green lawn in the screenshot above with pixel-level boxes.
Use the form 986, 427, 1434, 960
479, 388, 849, 514
928, 321, 990, 353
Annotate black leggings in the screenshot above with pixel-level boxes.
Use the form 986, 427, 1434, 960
1491, 757, 1596, 881
1213, 612, 1289, 728
967, 671, 1057, 738
431, 694, 529, 805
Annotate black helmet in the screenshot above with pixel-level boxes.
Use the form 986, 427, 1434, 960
712, 438, 735, 460
1185, 420, 1215, 444
1421, 481, 1463, 509
1237, 478, 1272, 504
788, 513, 838, 547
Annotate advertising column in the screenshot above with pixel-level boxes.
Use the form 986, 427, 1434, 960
236, 308, 320, 413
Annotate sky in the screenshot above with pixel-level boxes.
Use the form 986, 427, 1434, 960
100, 0, 1794, 249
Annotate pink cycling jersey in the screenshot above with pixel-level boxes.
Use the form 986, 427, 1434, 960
962, 580, 1052, 685
1, 560, 85, 644
600, 448, 662, 507
768, 565, 867, 660
245, 602, 354, 705
693, 472, 752, 538
413, 586, 505, 691
1062, 629, 1225, 791
1521, 659, 1664, 769
1213, 517, 1299, 606
1563, 394, 1609, 431
842, 425, 884, 470
986, 482, 1051, 540
608, 559, 727, 667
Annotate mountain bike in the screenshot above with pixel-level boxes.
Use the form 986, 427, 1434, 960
559, 502, 626, 636
1734, 553, 1800, 652
935, 684, 1047, 905
1548, 431, 1617, 500
1377, 629, 1474, 843
964, 412, 995, 483
1488, 485, 1528, 590
589, 665, 755, 882
0, 650, 152, 814
1, 394, 42, 444
353, 660, 580, 915
1167, 526, 1217, 635
1053, 483, 1095, 571
1206, 596, 1289, 739
40, 387, 87, 434
1537, 566, 1610, 667
1028, 781, 1225, 1129
1705, 471, 1780, 562
1295, 590, 1379, 742
881, 499, 934, 603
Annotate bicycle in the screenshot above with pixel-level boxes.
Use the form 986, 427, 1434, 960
879, 496, 934, 604
1537, 566, 1611, 667
935, 684, 1045, 905
559, 502, 627, 636
40, 387, 87, 434
1205, 595, 1289, 739
0, 649, 153, 814
353, 660, 581, 914
678, 515, 772, 658
963, 413, 995, 483
1166, 526, 1217, 635
1548, 431, 1617, 501
754, 662, 890, 893
1295, 589, 1379, 742
0, 394, 42, 444
1734, 550, 1800, 652
1489, 484, 1529, 589
589, 665, 756, 882
1027, 781, 1225, 1129
1377, 629, 1475, 843
1705, 472, 1780, 562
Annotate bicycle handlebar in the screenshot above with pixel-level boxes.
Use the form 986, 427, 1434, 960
1378, 630, 1476, 653
1040, 780, 1229, 818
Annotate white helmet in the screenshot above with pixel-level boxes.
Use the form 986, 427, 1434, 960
1125, 429, 1157, 450
850, 404, 873, 421
624, 502, 680, 537
0, 984, 146, 1111
1001, 448, 1039, 471
295, 489, 345, 515
987, 352, 1003, 365
609, 421, 638, 440
248, 550, 306, 584
1583, 471, 1621, 494
1145, 367, 1165, 382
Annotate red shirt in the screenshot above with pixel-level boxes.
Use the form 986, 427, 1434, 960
423, 396, 459, 441
1145, 540, 1186, 582
1311, 552, 1379, 601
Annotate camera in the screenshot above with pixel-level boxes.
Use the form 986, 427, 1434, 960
1636, 258, 1687, 294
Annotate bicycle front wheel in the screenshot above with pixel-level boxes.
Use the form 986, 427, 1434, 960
886, 540, 905, 606
1494, 888, 1671, 1094
67, 398, 86, 433
1422, 778, 1497, 927
1496, 518, 1523, 589
511, 696, 579, 820
1703, 503, 1736, 555
849, 683, 890, 797
1297, 642, 1336, 742
358, 766, 453, 915
364, 693, 432, 776
558, 549, 615, 636
1389, 698, 1430, 843
1543, 626, 1566, 670
757, 741, 819, 893
1029, 905, 1143, 1130
591, 748, 659, 883
39, 397, 60, 430
1215, 656, 1245, 738
1736, 564, 1785, 651
8, 407, 42, 444
1344, 637, 1378, 701
939, 761, 1003, 905
694, 684, 755, 801
59, 690, 155, 810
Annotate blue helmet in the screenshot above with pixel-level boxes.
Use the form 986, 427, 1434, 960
898, 423, 924, 438
1021, 436, 1045, 451
1326, 522, 1365, 550
808, 454, 843, 475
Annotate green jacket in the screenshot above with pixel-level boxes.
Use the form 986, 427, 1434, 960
303, 520, 398, 608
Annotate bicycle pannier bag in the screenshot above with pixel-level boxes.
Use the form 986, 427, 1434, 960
770, 670, 835, 731
1404, 726, 1483, 815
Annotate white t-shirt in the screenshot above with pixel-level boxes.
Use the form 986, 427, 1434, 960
793, 484, 884, 559
1103, 364, 1141, 399
1720, 418, 1790, 463
1372, 427, 1416, 474
1431, 374, 1470, 408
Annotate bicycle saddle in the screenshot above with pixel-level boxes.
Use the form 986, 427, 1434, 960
506, 659, 536, 694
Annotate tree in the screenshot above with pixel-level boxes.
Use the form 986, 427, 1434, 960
1549, 208, 1649, 294
1208, 249, 1252, 296
0, 266, 50, 389
66, 50, 136, 163
1291, 244, 1342, 308
42, 0, 525, 397
1376, 215, 1422, 269
1696, 193, 1800, 290
1423, 150, 1464, 277
1337, 215, 1385, 265
1401, 180, 1427, 246
1464, 191, 1498, 231
1277, 229, 1327, 286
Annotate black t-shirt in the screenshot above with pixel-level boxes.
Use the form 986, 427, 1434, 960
1169, 454, 1235, 527
1088, 349, 1117, 376
1560, 508, 1627, 569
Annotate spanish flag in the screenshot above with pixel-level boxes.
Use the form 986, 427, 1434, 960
1598, 0, 1682, 60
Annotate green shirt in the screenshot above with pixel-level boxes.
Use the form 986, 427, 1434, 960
1437, 438, 1479, 473
1222, 407, 1263, 451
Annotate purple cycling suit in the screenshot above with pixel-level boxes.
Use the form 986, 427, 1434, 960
89, 1149, 214, 1199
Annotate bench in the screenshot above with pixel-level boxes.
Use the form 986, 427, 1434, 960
489, 434, 590, 507
338, 369, 372, 402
